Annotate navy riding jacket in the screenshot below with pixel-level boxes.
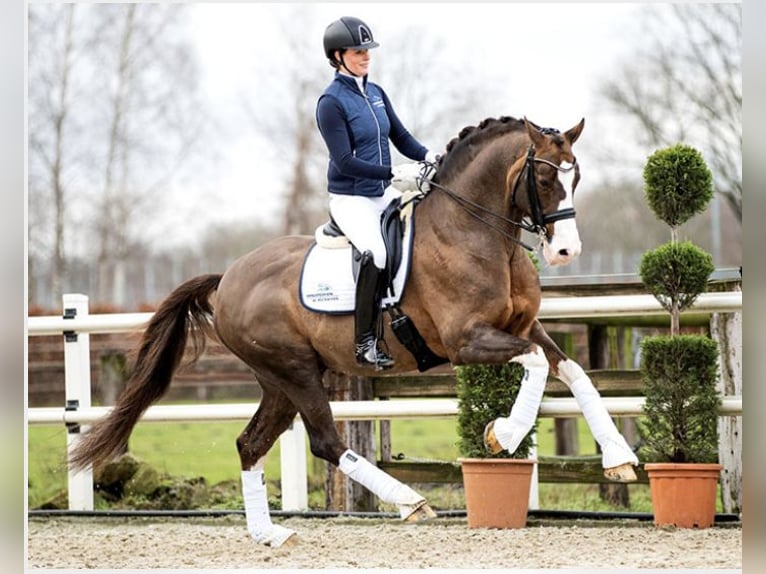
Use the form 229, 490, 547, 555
316, 73, 428, 197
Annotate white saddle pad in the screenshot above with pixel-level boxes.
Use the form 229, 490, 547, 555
299, 218, 415, 314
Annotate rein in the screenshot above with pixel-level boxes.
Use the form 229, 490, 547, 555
424, 145, 577, 252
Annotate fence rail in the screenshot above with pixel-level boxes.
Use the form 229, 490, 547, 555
27, 291, 742, 336
27, 395, 743, 426
27, 289, 743, 512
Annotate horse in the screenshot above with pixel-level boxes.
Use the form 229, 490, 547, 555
70, 116, 638, 547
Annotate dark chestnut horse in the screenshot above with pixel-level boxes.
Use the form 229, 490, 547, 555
71, 117, 638, 547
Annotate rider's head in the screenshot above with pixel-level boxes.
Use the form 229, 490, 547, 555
323, 16, 379, 76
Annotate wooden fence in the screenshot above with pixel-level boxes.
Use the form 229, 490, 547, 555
27, 270, 743, 513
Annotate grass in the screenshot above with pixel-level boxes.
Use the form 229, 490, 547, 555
28, 414, 664, 512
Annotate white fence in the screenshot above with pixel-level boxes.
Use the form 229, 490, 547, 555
27, 291, 743, 512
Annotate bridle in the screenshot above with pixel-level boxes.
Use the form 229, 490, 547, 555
424, 143, 578, 252
511, 144, 578, 236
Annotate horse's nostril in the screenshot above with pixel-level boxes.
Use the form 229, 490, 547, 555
558, 249, 570, 257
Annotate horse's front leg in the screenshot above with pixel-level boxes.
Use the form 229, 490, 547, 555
528, 321, 639, 482
453, 323, 549, 457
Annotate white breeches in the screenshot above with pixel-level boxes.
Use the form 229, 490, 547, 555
329, 186, 402, 269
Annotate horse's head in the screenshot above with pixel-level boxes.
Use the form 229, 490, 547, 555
506, 118, 585, 267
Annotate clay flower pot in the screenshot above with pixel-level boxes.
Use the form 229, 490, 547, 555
644, 462, 722, 528
459, 458, 535, 528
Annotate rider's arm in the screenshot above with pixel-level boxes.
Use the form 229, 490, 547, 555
316, 95, 393, 180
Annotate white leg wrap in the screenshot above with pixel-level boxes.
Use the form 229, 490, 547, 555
492, 347, 549, 455
338, 449, 425, 519
558, 359, 639, 468
241, 466, 296, 547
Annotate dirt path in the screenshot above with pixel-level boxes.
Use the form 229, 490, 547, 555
27, 515, 741, 570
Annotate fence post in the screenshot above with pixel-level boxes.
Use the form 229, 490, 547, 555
62, 293, 94, 511
528, 435, 539, 510
279, 419, 308, 511
711, 307, 743, 514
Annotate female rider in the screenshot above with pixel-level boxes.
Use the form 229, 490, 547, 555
316, 16, 438, 370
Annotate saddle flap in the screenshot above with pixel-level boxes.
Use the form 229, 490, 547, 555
299, 199, 417, 315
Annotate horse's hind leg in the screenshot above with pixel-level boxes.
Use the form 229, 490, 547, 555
273, 364, 437, 522
237, 384, 299, 548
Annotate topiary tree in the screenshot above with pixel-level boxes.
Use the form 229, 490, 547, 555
640, 336, 720, 463
640, 144, 715, 336
639, 241, 714, 336
643, 143, 713, 241
638, 143, 721, 463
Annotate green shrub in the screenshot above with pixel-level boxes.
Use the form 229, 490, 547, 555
643, 144, 713, 228
639, 335, 721, 463
639, 241, 714, 314
455, 362, 535, 459
639, 143, 721, 465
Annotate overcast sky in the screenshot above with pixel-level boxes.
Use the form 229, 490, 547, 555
156, 2, 647, 246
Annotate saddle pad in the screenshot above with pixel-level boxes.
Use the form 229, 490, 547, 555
299, 218, 415, 314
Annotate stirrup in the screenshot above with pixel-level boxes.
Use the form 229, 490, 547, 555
355, 339, 395, 370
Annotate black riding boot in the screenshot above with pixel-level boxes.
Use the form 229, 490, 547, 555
354, 251, 395, 370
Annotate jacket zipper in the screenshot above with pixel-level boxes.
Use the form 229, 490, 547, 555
358, 83, 385, 194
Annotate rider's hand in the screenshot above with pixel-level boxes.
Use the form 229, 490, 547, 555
425, 150, 440, 164
390, 163, 422, 192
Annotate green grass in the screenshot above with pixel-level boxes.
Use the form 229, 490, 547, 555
29, 416, 656, 511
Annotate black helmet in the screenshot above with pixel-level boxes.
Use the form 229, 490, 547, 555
323, 16, 379, 65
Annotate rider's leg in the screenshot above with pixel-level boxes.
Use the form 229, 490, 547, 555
329, 192, 398, 368
353, 250, 394, 369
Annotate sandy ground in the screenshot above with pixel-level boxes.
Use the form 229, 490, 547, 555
26, 514, 741, 570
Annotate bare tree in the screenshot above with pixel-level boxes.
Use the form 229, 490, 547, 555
239, 6, 328, 236
28, 4, 79, 307
88, 4, 208, 304
374, 29, 497, 155
600, 4, 741, 221
28, 4, 210, 307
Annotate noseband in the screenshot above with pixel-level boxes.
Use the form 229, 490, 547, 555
511, 144, 577, 237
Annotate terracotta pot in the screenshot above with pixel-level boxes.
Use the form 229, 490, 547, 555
644, 462, 722, 528
459, 458, 535, 528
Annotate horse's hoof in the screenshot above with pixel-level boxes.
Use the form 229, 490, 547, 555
262, 526, 298, 548
603, 463, 637, 483
404, 501, 437, 522
483, 420, 503, 455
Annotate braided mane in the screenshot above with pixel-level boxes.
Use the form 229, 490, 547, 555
435, 116, 526, 182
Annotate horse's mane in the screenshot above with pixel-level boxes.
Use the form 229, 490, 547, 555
435, 116, 526, 182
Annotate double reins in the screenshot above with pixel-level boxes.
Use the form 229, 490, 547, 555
424, 144, 578, 252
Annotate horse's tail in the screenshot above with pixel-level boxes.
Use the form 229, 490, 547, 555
69, 273, 223, 472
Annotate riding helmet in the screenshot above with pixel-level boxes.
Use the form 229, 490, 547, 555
323, 16, 379, 66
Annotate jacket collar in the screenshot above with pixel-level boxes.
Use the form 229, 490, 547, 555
335, 71, 368, 93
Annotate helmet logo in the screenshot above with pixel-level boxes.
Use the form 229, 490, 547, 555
358, 25, 373, 45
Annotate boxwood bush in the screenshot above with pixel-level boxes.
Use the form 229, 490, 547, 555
455, 362, 535, 459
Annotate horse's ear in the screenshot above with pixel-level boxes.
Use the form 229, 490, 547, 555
565, 118, 585, 144
524, 117, 546, 148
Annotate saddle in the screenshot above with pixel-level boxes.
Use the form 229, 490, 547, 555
309, 193, 447, 372
318, 198, 404, 298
